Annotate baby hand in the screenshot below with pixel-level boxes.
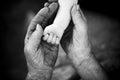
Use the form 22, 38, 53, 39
43, 24, 64, 44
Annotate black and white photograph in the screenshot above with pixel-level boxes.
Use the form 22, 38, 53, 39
2, 0, 120, 80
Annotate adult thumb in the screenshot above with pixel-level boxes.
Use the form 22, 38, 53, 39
28, 24, 43, 50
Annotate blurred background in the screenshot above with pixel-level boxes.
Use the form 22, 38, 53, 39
2, 0, 120, 80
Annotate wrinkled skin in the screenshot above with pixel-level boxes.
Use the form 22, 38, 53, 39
24, 2, 59, 80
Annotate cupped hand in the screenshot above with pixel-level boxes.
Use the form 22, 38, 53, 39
24, 2, 59, 74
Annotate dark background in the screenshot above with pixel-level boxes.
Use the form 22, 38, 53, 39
1, 0, 120, 80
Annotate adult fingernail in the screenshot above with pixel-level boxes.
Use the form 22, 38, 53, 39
44, 2, 49, 7
77, 5, 80, 11
74, 4, 77, 10
36, 24, 40, 30
72, 4, 77, 13
36, 24, 39, 30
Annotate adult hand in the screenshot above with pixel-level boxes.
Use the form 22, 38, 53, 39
61, 4, 108, 80
24, 2, 59, 80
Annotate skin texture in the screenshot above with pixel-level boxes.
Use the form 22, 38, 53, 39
60, 4, 108, 80
43, 0, 78, 44
24, 2, 59, 80
24, 0, 108, 80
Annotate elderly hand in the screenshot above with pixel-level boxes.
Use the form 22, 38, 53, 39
24, 2, 59, 80
61, 4, 108, 80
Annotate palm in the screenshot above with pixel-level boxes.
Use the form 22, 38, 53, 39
25, 36, 59, 71
24, 2, 59, 71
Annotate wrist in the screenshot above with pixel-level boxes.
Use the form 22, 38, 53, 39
27, 69, 53, 80
28, 68, 53, 75
68, 47, 91, 66
27, 61, 53, 73
27, 62, 53, 80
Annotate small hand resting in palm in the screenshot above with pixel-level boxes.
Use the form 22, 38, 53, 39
43, 0, 78, 44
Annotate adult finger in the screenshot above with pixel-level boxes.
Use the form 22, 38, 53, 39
25, 2, 58, 44
44, 2, 49, 7
42, 2, 58, 28
71, 4, 86, 27
27, 24, 43, 53
25, 7, 49, 44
